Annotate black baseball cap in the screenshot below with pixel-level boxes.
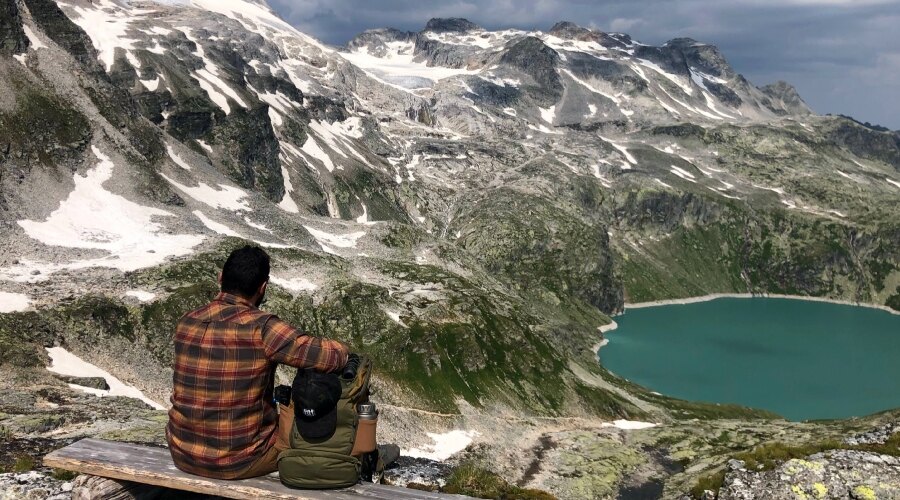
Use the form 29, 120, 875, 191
291, 370, 342, 440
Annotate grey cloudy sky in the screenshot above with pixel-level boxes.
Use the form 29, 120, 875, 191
267, 0, 900, 129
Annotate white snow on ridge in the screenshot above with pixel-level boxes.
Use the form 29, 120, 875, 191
308, 120, 367, 162
140, 77, 161, 91
599, 136, 637, 167
0, 292, 31, 313
271, 276, 318, 292
404, 430, 480, 461
189, 0, 321, 47
125, 290, 156, 302
244, 217, 272, 233
560, 69, 621, 105
339, 43, 478, 88
60, 0, 141, 72
887, 178, 900, 189
179, 29, 247, 115
194, 67, 247, 115
10, 147, 203, 277
160, 174, 251, 211
601, 420, 658, 430
268, 108, 283, 127
303, 226, 366, 250
636, 59, 693, 95
23, 26, 47, 50
301, 135, 336, 172
278, 166, 300, 213
539, 105, 556, 124
166, 145, 192, 170
193, 210, 241, 237
45, 347, 165, 410
669, 165, 696, 182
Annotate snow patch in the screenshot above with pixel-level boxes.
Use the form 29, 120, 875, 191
885, 178, 900, 189
166, 145, 192, 170
193, 210, 241, 237
384, 309, 406, 327
301, 136, 335, 172
160, 174, 250, 211
278, 165, 300, 213
8, 147, 203, 278
636, 59, 693, 95
271, 276, 318, 292
60, 0, 141, 72
601, 420, 657, 430
0, 292, 31, 313
669, 165, 696, 182
303, 226, 366, 251
404, 430, 480, 461
45, 346, 165, 410
339, 43, 478, 88
268, 108, 283, 127
539, 105, 556, 124
23, 26, 47, 50
139, 77, 160, 91
244, 217, 272, 233
125, 290, 156, 302
599, 135, 637, 167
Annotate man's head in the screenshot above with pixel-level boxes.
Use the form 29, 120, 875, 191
219, 246, 270, 306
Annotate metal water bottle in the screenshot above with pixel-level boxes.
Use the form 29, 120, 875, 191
351, 403, 378, 456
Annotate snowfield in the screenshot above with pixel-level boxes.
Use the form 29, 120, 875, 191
125, 290, 156, 302
7, 147, 204, 279
601, 420, 658, 430
339, 43, 478, 88
0, 292, 31, 313
45, 347, 165, 410
160, 174, 251, 211
404, 430, 480, 461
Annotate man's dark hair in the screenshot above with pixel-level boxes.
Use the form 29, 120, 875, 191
221, 246, 270, 297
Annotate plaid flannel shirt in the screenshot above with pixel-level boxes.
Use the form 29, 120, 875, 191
166, 292, 348, 478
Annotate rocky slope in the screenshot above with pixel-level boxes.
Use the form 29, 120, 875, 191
1, 0, 900, 498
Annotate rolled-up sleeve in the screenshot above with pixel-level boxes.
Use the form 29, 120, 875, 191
261, 316, 348, 372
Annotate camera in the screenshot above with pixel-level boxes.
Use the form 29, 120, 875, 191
341, 353, 361, 380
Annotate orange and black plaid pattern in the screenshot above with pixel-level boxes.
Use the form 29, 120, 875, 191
166, 292, 348, 478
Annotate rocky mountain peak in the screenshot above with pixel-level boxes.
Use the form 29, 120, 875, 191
548, 21, 591, 39
423, 17, 481, 33
760, 80, 813, 115
346, 27, 415, 51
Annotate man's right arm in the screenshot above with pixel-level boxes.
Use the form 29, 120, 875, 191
261, 316, 348, 372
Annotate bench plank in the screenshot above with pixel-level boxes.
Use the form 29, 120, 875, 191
44, 439, 466, 500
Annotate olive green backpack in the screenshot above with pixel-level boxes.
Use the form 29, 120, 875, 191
277, 355, 376, 489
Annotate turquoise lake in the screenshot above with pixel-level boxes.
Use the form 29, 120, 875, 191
598, 297, 900, 421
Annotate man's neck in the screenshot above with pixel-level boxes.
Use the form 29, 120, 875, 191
216, 291, 258, 308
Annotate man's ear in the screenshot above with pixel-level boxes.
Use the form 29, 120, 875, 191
217, 271, 223, 286
258, 280, 268, 296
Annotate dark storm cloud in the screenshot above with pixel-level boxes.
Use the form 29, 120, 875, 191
267, 0, 900, 129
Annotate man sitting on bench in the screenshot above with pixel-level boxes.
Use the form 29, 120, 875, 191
166, 245, 349, 480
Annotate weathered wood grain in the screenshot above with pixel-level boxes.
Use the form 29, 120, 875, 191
44, 439, 467, 500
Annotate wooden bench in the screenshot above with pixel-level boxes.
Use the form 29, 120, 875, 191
44, 439, 468, 499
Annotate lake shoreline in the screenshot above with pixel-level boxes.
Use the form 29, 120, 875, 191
623, 293, 900, 316
594, 293, 899, 354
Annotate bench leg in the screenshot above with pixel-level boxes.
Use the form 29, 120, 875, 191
71, 474, 170, 500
